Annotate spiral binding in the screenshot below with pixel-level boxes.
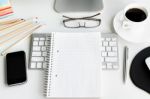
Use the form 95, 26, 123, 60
44, 33, 54, 97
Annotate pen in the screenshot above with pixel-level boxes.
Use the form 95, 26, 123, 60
123, 46, 128, 84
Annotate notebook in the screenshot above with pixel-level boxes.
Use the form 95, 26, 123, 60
44, 32, 102, 98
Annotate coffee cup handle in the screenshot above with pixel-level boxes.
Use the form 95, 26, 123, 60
122, 20, 131, 29
120, 14, 124, 21
120, 14, 131, 29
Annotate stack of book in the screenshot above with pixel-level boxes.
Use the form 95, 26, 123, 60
0, 0, 13, 18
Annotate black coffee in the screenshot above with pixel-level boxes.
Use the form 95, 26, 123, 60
125, 8, 147, 22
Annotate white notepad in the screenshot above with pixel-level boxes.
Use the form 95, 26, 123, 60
44, 32, 101, 98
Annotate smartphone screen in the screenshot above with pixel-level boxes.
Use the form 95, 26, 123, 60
6, 51, 27, 86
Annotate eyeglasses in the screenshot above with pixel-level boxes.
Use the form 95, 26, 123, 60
63, 13, 101, 28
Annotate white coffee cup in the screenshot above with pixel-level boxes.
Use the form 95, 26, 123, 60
120, 3, 149, 30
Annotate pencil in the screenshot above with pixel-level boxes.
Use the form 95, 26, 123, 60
0, 19, 25, 31
0, 23, 34, 44
0, 19, 22, 25
1, 24, 42, 56
0, 19, 36, 37
0, 17, 38, 32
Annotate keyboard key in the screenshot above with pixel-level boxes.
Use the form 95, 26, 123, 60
33, 41, 38, 45
109, 42, 117, 46
102, 52, 107, 57
43, 62, 47, 68
40, 37, 45, 40
108, 52, 117, 57
32, 52, 42, 56
101, 57, 104, 62
103, 41, 108, 46
31, 63, 36, 68
102, 66, 106, 69
41, 46, 47, 51
46, 37, 51, 40
45, 41, 49, 45
106, 38, 111, 41
102, 63, 107, 69
112, 38, 117, 41
101, 38, 105, 41
42, 52, 47, 56
107, 63, 113, 69
113, 65, 119, 69
37, 63, 42, 68
39, 41, 44, 45
105, 57, 117, 62
34, 37, 39, 40
33, 46, 41, 51
101, 47, 105, 51
112, 47, 117, 51
106, 47, 111, 51
32, 57, 44, 62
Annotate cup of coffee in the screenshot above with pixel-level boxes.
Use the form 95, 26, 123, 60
121, 3, 149, 30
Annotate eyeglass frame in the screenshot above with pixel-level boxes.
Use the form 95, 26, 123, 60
62, 13, 101, 28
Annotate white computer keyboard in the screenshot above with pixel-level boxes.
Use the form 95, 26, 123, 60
29, 33, 119, 70
29, 33, 51, 69
101, 33, 119, 70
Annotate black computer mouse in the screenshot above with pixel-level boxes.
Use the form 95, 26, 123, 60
130, 47, 150, 94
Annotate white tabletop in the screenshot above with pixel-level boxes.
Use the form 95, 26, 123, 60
1, 0, 150, 99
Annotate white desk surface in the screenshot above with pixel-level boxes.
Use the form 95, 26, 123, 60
1, 0, 150, 99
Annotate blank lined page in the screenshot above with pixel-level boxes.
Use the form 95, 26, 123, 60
47, 32, 101, 98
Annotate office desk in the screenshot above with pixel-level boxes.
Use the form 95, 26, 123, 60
1, 0, 150, 99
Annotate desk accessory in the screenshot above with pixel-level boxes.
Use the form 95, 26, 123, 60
44, 32, 101, 98
1, 24, 42, 56
54, 0, 103, 15
0, 17, 41, 56
29, 33, 51, 69
0, 0, 13, 18
63, 13, 101, 28
121, 3, 148, 30
0, 22, 37, 45
123, 46, 128, 83
130, 47, 150, 94
0, 18, 35, 37
0, 19, 25, 31
101, 33, 119, 70
114, 4, 150, 43
6, 51, 27, 86
0, 18, 22, 25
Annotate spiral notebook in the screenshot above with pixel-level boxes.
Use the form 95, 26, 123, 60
44, 32, 101, 98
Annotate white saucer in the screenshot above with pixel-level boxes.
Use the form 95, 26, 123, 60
113, 10, 150, 43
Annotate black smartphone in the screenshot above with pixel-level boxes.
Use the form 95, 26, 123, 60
6, 51, 27, 86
